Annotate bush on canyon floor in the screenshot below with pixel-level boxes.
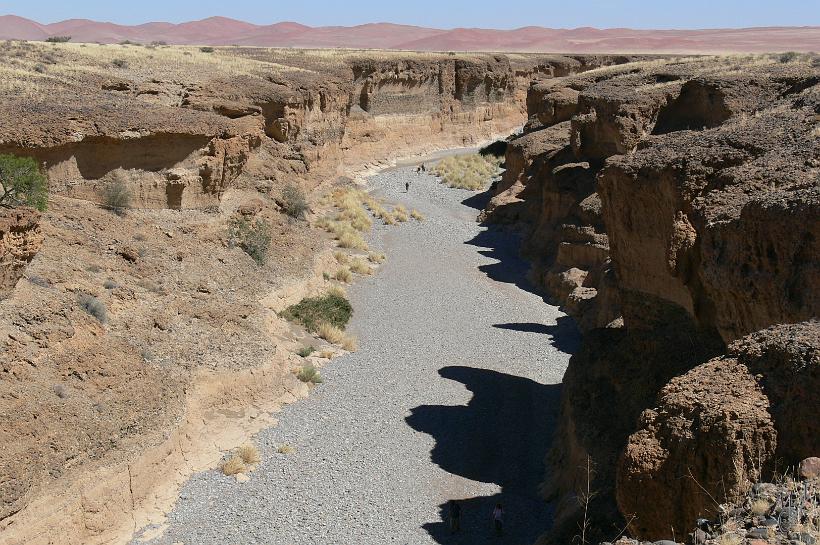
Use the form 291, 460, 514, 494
237, 443, 260, 464
221, 455, 245, 476
410, 209, 425, 221
349, 258, 372, 275
297, 364, 323, 384
200, 47, 215, 53
368, 252, 386, 264
45, 36, 71, 43
0, 153, 48, 211
101, 178, 132, 214
297, 346, 315, 358
281, 183, 308, 219
433, 153, 501, 190
77, 293, 107, 323
227, 217, 271, 265
334, 267, 353, 283
111, 58, 129, 68
280, 291, 353, 332
316, 322, 357, 351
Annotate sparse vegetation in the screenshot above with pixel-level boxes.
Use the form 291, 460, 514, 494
410, 209, 424, 221
237, 443, 260, 464
101, 178, 132, 214
349, 258, 372, 275
45, 36, 71, 43
297, 346, 316, 358
111, 58, 129, 68
277, 444, 295, 455
52, 384, 68, 398
200, 46, 215, 53
433, 153, 501, 190
368, 252, 386, 264
393, 205, 409, 222
297, 364, 323, 384
750, 498, 770, 516
77, 293, 107, 323
280, 291, 353, 332
337, 230, 368, 250
282, 183, 308, 219
103, 279, 118, 290
779, 51, 799, 63
227, 216, 271, 265
0, 153, 48, 211
334, 267, 353, 283
221, 455, 245, 476
333, 251, 350, 265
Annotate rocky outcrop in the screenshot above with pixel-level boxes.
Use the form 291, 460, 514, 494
617, 321, 819, 539
484, 56, 820, 544
0, 207, 42, 299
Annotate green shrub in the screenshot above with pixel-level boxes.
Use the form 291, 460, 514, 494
101, 178, 132, 213
45, 36, 71, 43
0, 154, 48, 211
227, 217, 271, 265
779, 51, 799, 63
77, 293, 107, 323
282, 183, 308, 219
200, 46, 215, 53
297, 346, 316, 358
297, 364, 323, 384
280, 292, 352, 332
111, 58, 129, 68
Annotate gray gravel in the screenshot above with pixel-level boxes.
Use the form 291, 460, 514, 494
132, 166, 579, 545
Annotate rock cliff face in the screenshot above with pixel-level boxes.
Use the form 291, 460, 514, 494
0, 208, 42, 299
482, 55, 820, 543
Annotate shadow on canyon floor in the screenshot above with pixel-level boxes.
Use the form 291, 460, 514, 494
493, 317, 581, 355
406, 366, 562, 544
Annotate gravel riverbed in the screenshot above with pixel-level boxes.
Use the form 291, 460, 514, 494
132, 164, 580, 545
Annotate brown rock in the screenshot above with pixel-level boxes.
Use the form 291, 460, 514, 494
799, 457, 820, 480
0, 207, 43, 299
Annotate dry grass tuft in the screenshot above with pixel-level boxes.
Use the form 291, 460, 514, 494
349, 258, 372, 275
333, 251, 350, 265
393, 205, 409, 222
334, 267, 353, 283
221, 455, 246, 476
410, 209, 425, 221
337, 231, 368, 250
317, 322, 345, 344
277, 443, 295, 455
341, 335, 358, 352
368, 252, 386, 264
318, 349, 335, 359
327, 285, 346, 298
750, 498, 771, 516
433, 154, 501, 190
237, 443, 260, 464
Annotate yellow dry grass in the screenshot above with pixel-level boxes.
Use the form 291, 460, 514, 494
410, 209, 425, 221
318, 349, 335, 359
349, 258, 372, 275
221, 455, 246, 476
237, 443, 260, 464
750, 499, 770, 516
333, 251, 350, 265
327, 285, 347, 298
334, 267, 353, 283
277, 443, 295, 455
393, 205, 409, 222
317, 321, 357, 351
337, 229, 368, 250
433, 154, 501, 190
368, 252, 386, 264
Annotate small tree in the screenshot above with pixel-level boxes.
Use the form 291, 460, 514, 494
45, 36, 71, 43
0, 154, 48, 211
227, 216, 271, 265
282, 183, 308, 219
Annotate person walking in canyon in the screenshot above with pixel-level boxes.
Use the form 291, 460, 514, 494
405, 180, 410, 192
448, 500, 461, 534
492, 503, 504, 536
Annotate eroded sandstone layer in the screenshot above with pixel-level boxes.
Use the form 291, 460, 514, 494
0, 43, 640, 545
482, 54, 819, 542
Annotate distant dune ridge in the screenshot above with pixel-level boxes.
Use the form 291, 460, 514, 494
1, 14, 819, 52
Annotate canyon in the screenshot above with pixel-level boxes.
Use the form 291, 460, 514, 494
0, 38, 817, 545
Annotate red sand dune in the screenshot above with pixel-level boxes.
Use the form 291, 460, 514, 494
0, 15, 818, 53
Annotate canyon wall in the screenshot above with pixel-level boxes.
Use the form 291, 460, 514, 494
483, 56, 819, 542
0, 45, 640, 545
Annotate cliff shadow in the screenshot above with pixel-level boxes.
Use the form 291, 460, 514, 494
406, 366, 562, 544
492, 316, 581, 355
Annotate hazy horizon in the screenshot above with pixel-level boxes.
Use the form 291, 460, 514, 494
3, 0, 818, 30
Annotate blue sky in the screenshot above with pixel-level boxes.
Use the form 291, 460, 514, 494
2, 0, 817, 29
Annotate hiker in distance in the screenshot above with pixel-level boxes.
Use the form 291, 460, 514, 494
448, 500, 461, 534
492, 503, 504, 536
